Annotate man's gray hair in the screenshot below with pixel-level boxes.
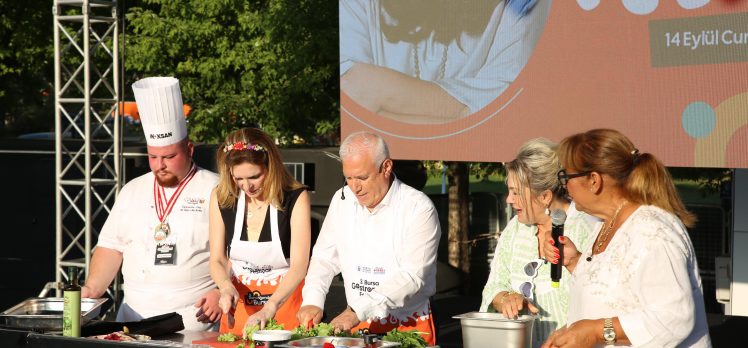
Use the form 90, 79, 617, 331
339, 131, 390, 167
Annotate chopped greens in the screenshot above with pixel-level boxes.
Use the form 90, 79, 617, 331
217, 332, 239, 342
243, 318, 285, 342
217, 318, 287, 348
289, 323, 427, 347
263, 318, 286, 331
382, 329, 428, 348
290, 322, 361, 340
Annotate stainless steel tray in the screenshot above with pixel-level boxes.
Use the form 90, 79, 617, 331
0, 297, 108, 331
280, 336, 400, 347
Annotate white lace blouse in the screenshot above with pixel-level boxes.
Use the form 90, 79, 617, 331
567, 205, 711, 347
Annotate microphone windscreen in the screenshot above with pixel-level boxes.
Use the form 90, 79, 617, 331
551, 209, 567, 226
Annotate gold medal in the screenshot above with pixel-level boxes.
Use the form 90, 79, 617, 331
153, 165, 197, 244
154, 222, 170, 242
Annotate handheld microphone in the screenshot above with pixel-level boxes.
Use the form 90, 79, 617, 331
550, 209, 567, 288
340, 179, 347, 200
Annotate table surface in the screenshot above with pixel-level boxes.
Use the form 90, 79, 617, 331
8, 329, 439, 347
153, 330, 229, 347
157, 330, 220, 343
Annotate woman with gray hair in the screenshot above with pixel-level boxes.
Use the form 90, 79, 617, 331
480, 138, 595, 347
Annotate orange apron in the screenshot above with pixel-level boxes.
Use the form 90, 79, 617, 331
219, 195, 302, 335
351, 306, 436, 346
219, 278, 303, 335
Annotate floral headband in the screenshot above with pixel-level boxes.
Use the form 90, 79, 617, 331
223, 141, 266, 153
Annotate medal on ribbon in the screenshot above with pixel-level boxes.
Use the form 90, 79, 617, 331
153, 222, 171, 242
153, 165, 197, 242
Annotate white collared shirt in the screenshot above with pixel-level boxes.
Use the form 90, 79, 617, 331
96, 168, 218, 329
302, 178, 441, 321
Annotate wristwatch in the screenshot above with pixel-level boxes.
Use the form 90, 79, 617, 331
603, 318, 616, 345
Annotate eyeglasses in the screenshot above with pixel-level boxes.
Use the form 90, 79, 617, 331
557, 169, 591, 186
517, 258, 545, 300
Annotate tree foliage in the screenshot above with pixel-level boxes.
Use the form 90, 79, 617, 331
0, 1, 54, 136
124, 0, 339, 144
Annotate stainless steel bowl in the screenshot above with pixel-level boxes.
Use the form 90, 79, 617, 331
0, 297, 108, 331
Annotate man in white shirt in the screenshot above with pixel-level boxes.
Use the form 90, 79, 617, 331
81, 77, 221, 330
297, 131, 441, 345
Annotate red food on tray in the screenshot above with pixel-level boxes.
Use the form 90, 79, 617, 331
90, 331, 150, 341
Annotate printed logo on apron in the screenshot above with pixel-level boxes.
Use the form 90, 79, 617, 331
241, 264, 273, 274
244, 290, 272, 306
351, 277, 381, 297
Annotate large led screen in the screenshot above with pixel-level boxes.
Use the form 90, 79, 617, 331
340, 0, 748, 168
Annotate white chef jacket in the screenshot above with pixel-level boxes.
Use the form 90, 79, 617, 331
340, 0, 550, 113
96, 167, 219, 330
567, 205, 711, 347
302, 178, 441, 322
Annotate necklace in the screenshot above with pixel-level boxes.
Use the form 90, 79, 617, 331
246, 200, 266, 219
412, 41, 449, 80
594, 200, 628, 254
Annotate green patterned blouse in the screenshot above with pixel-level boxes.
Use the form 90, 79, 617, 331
479, 203, 595, 348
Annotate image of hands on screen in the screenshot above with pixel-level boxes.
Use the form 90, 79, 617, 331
340, 0, 550, 124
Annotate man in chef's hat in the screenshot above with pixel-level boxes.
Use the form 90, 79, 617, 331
83, 77, 222, 331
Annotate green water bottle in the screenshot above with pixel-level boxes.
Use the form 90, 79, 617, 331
62, 267, 81, 337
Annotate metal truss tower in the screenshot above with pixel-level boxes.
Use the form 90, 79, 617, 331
53, 0, 121, 296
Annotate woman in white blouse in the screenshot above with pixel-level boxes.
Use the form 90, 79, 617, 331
542, 129, 711, 348
480, 138, 595, 348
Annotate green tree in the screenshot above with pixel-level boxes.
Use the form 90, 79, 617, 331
124, 0, 339, 144
0, 1, 54, 136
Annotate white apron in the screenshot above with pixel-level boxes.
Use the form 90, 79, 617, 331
342, 209, 434, 344
229, 193, 289, 283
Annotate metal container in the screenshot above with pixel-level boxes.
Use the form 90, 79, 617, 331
253, 330, 293, 348
453, 312, 536, 348
280, 336, 401, 347
0, 297, 108, 331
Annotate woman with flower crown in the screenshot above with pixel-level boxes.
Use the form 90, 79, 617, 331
208, 127, 311, 335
